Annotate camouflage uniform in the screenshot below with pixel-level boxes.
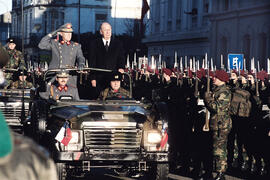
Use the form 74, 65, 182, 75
99, 87, 130, 100
4, 48, 26, 88
204, 83, 232, 173
10, 80, 33, 89
0, 133, 58, 180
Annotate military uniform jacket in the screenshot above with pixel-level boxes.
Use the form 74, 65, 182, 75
204, 84, 232, 131
49, 84, 80, 100
4, 49, 25, 69
0, 133, 57, 180
99, 87, 130, 100
38, 35, 85, 69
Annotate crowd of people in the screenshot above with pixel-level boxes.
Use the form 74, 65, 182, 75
0, 21, 270, 180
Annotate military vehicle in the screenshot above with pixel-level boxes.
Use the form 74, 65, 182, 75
0, 88, 32, 133
31, 69, 169, 180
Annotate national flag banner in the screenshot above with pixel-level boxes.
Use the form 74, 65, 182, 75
55, 122, 72, 146
140, 0, 150, 35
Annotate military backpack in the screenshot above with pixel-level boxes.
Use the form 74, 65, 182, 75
230, 88, 252, 117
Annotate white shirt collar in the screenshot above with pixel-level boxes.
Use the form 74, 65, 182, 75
102, 38, 111, 46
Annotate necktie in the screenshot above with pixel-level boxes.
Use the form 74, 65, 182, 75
105, 41, 109, 51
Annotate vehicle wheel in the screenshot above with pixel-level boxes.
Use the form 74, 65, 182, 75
149, 163, 169, 180
56, 163, 67, 180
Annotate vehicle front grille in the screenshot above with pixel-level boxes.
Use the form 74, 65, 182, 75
0, 101, 29, 127
84, 124, 142, 150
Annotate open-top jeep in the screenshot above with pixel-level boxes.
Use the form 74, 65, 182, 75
31, 69, 169, 180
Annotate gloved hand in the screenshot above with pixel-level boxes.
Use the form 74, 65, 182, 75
78, 64, 84, 71
204, 92, 213, 102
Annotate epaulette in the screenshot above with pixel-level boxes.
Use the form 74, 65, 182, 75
69, 84, 76, 88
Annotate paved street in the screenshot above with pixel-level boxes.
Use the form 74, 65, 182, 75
67, 169, 246, 180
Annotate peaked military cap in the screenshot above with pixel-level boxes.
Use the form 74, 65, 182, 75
57, 70, 69, 78
59, 23, 73, 33
6, 38, 16, 44
110, 72, 122, 81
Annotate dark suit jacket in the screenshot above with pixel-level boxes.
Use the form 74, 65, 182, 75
88, 38, 125, 71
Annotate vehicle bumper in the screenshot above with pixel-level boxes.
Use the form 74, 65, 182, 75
57, 151, 168, 162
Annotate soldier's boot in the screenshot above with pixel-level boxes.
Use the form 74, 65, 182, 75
214, 172, 225, 180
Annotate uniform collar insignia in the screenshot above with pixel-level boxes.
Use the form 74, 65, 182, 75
60, 41, 71, 46
58, 85, 68, 92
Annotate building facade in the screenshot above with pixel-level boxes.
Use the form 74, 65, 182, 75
143, 0, 270, 70
10, 0, 142, 61
0, 12, 11, 45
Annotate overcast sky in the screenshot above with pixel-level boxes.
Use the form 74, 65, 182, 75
0, 0, 12, 15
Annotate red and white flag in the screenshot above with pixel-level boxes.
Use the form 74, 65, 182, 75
55, 122, 72, 146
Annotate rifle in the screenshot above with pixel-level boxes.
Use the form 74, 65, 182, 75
203, 62, 210, 132
255, 69, 259, 97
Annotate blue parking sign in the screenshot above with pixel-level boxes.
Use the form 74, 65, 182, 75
228, 54, 244, 70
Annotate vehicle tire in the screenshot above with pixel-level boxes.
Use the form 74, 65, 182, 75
149, 163, 169, 180
56, 163, 67, 180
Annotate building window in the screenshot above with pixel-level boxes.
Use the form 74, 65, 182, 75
167, 20, 172, 32
167, 0, 172, 19
155, 0, 160, 22
243, 34, 251, 66
176, 0, 182, 30
224, 0, 229, 11
259, 33, 267, 68
221, 36, 228, 65
191, 0, 198, 28
155, 22, 160, 33
203, 0, 209, 13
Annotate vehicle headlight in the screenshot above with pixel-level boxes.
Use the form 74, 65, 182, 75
69, 131, 80, 144
147, 131, 162, 144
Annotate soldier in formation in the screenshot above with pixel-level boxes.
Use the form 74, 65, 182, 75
118, 57, 270, 180
3, 38, 26, 89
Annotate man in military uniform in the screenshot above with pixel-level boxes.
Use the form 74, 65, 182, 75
38, 23, 85, 86
3, 38, 26, 89
204, 70, 232, 180
10, 69, 33, 89
45, 70, 80, 100
98, 72, 130, 100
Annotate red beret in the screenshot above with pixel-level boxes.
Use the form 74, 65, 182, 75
240, 70, 246, 77
231, 69, 237, 74
197, 70, 203, 79
215, 70, 229, 82
257, 70, 268, 81
147, 66, 154, 73
162, 68, 172, 76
